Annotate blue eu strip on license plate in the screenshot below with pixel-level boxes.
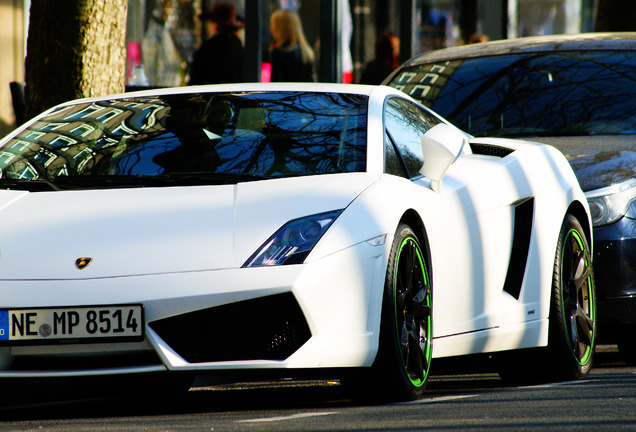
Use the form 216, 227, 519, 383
0, 305, 143, 345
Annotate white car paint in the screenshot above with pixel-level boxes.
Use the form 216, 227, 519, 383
0, 83, 591, 379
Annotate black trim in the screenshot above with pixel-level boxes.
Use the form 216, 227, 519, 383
470, 143, 514, 158
503, 197, 535, 299
149, 293, 311, 363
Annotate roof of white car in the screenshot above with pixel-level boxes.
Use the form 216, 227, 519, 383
46, 83, 404, 114
93, 82, 392, 102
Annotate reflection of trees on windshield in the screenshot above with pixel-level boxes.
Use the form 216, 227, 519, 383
0, 92, 367, 183
0, 98, 170, 180
393, 51, 636, 137
206, 92, 366, 177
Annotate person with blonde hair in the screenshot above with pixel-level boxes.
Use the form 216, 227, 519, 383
269, 9, 315, 82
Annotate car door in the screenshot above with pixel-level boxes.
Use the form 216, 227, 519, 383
384, 97, 522, 350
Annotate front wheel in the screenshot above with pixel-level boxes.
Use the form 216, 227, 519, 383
343, 224, 432, 402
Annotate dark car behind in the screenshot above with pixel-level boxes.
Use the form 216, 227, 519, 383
384, 33, 636, 364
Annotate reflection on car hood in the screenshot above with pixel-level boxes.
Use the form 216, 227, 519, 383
0, 173, 378, 280
528, 135, 636, 192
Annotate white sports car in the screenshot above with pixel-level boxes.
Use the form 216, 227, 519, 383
0, 83, 595, 401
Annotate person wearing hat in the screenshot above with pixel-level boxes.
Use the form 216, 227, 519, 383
188, 3, 244, 85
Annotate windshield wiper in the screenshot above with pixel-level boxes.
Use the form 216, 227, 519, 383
0, 178, 61, 192
159, 171, 269, 185
53, 175, 156, 188
52, 172, 269, 189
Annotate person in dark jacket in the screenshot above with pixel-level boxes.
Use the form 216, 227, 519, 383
359, 31, 400, 85
188, 3, 244, 85
269, 9, 315, 82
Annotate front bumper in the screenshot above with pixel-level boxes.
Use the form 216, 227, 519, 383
0, 240, 387, 378
592, 217, 636, 340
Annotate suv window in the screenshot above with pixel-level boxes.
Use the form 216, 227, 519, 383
388, 51, 636, 138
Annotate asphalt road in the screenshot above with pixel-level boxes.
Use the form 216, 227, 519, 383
0, 346, 633, 431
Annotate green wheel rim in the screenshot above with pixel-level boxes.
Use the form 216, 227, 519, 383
393, 236, 432, 387
560, 228, 595, 365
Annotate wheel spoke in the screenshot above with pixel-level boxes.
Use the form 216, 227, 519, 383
406, 336, 425, 382
399, 243, 415, 290
400, 313, 425, 382
400, 322, 409, 347
575, 307, 594, 347
567, 313, 580, 351
418, 321, 431, 372
411, 285, 431, 320
572, 249, 590, 290
395, 283, 406, 313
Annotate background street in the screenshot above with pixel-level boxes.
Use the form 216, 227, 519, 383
0, 346, 633, 431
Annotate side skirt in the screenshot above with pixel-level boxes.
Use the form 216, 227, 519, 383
431, 318, 548, 358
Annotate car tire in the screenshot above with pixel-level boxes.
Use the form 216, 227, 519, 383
343, 223, 432, 402
497, 214, 596, 383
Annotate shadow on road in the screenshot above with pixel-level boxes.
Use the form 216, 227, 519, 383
0, 345, 626, 421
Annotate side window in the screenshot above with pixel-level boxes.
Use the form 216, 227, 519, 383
384, 130, 409, 177
384, 97, 441, 178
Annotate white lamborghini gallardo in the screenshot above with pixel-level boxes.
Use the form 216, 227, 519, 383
0, 83, 595, 401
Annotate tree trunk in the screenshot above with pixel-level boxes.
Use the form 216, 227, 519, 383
24, 0, 128, 120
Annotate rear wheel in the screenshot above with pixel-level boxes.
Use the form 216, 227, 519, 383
344, 224, 432, 401
497, 214, 596, 383
551, 215, 596, 379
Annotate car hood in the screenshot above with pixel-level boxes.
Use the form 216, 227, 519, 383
528, 135, 636, 192
0, 173, 378, 280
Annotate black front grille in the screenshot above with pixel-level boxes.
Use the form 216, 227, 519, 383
149, 293, 312, 363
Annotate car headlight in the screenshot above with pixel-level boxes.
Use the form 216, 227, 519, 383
243, 210, 343, 267
586, 177, 636, 227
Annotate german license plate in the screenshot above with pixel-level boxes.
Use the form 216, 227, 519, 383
0, 305, 144, 346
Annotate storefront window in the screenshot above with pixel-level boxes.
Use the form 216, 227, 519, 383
517, 0, 581, 36
418, 0, 462, 51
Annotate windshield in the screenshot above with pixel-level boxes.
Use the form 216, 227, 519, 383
388, 50, 636, 138
0, 91, 367, 190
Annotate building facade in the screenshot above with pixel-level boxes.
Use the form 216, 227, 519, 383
0, 0, 599, 137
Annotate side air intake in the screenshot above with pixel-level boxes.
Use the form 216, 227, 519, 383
470, 143, 514, 158
503, 197, 535, 299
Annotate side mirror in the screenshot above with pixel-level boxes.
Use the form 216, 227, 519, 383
419, 123, 466, 192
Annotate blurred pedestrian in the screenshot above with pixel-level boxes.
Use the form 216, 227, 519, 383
188, 2, 244, 85
269, 9, 315, 82
359, 31, 399, 85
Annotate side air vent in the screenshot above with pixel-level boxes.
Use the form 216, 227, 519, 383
470, 143, 514, 158
149, 293, 311, 363
503, 197, 534, 299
